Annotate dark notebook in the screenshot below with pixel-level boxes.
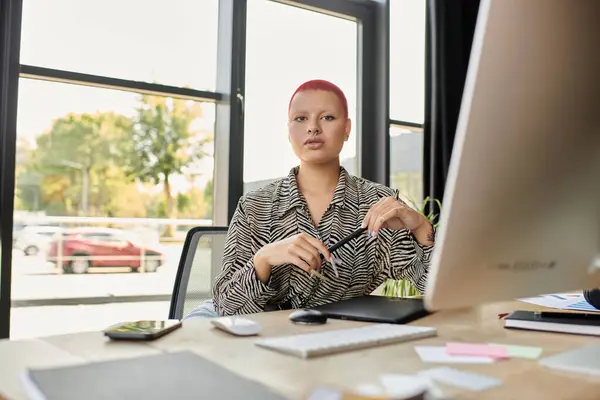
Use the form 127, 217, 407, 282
22, 351, 286, 400
310, 295, 430, 324
504, 310, 600, 336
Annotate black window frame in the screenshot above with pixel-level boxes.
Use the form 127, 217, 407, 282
0, 0, 23, 340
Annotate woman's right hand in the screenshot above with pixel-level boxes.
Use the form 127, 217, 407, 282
253, 233, 332, 283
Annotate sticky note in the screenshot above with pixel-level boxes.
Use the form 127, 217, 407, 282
488, 343, 543, 359
446, 342, 508, 359
415, 346, 495, 364
419, 367, 503, 391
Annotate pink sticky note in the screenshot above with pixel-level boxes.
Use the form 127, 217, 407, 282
446, 343, 508, 359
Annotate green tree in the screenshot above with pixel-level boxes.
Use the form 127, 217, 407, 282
127, 95, 212, 234
176, 192, 191, 213
19, 112, 132, 216
175, 187, 208, 219
203, 178, 213, 219
100, 165, 150, 218
15, 138, 42, 211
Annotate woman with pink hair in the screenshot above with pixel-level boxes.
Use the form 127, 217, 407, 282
187, 80, 434, 318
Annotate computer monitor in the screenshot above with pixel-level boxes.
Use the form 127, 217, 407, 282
424, 0, 600, 311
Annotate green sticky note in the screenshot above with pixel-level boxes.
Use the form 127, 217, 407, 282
489, 343, 543, 359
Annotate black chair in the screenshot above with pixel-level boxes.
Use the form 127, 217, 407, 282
169, 226, 228, 320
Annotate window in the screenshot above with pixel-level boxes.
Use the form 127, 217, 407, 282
20, 0, 219, 91
1, 0, 382, 339
12, 51, 216, 337
389, 0, 427, 203
16, 79, 215, 220
243, 0, 358, 192
389, 0, 426, 124
389, 125, 423, 204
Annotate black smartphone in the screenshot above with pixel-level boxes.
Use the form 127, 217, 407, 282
104, 319, 182, 341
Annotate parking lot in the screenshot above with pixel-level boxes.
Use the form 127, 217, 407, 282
10, 244, 190, 339
11, 244, 183, 301
8, 218, 223, 338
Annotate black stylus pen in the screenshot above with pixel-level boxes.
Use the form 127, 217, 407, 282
328, 226, 368, 254
319, 226, 368, 263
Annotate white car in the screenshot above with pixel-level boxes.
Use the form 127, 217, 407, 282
14, 225, 63, 256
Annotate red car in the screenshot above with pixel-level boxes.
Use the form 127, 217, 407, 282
47, 227, 164, 274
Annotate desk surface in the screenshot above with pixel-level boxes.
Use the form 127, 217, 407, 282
1, 301, 599, 400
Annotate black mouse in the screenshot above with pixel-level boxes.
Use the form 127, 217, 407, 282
288, 309, 328, 325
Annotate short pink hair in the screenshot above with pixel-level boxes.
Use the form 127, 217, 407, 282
288, 79, 349, 119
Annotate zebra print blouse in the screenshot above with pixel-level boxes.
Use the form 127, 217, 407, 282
212, 166, 434, 316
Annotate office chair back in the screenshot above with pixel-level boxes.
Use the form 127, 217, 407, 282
169, 226, 228, 320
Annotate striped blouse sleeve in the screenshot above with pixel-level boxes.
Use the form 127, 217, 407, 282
384, 190, 435, 293
212, 198, 278, 316
386, 229, 434, 293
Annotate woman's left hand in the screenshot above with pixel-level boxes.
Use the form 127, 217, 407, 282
362, 197, 433, 244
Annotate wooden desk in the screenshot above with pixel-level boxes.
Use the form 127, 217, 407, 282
1, 301, 599, 400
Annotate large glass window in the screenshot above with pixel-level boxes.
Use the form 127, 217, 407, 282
389, 125, 423, 204
15, 79, 215, 222
389, 0, 426, 204
243, 1, 358, 192
3, 0, 380, 339
389, 0, 426, 124
12, 79, 215, 338
20, 0, 219, 91
12, 0, 220, 340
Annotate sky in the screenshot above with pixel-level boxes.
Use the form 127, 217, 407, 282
16, 0, 425, 186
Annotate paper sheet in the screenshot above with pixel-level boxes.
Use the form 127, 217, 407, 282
517, 295, 580, 309
446, 343, 508, 359
564, 299, 600, 312
419, 367, 502, 392
415, 346, 495, 364
305, 387, 343, 400
517, 294, 599, 312
379, 374, 432, 399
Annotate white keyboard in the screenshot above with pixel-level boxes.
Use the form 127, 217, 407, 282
254, 324, 437, 358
